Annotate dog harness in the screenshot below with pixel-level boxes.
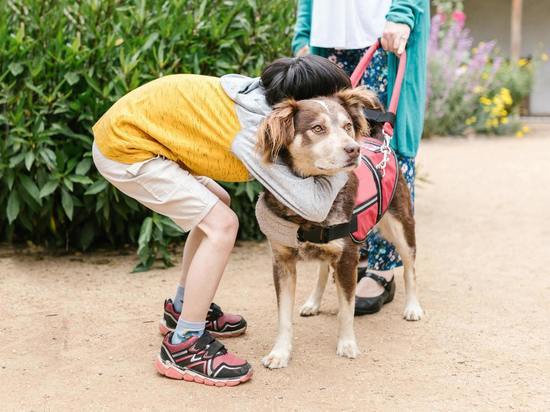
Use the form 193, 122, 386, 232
297, 40, 405, 244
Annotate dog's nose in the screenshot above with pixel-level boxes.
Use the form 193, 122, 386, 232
344, 144, 360, 157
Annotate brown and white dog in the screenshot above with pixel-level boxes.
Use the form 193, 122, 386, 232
256, 88, 423, 369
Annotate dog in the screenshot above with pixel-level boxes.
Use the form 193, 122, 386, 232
256, 87, 423, 369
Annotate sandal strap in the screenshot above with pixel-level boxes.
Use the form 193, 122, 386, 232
357, 268, 390, 289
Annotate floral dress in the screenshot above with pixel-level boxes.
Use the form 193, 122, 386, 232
326, 47, 416, 270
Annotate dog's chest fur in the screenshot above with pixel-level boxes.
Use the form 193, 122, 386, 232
264, 173, 358, 261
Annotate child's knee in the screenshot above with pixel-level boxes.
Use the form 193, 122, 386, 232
200, 202, 239, 244
218, 209, 239, 236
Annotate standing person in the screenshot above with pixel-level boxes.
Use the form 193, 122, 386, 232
92, 56, 353, 386
292, 0, 430, 316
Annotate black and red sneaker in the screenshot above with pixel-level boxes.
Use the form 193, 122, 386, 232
155, 332, 253, 386
159, 299, 247, 338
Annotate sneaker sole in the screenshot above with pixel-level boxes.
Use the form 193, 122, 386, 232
154, 355, 253, 387
159, 319, 247, 338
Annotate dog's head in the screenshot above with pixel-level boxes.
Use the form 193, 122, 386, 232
257, 87, 383, 177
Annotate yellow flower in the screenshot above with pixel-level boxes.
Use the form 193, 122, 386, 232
473, 86, 483, 94
491, 118, 499, 128
542, 52, 549, 62
501, 117, 509, 125
518, 58, 528, 67
465, 116, 477, 126
500, 88, 513, 105
515, 130, 524, 138
522, 125, 530, 133
480, 96, 492, 105
481, 72, 489, 80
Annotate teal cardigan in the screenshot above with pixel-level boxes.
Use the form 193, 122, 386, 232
292, 0, 430, 158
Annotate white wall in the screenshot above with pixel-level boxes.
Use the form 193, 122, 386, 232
464, 0, 550, 115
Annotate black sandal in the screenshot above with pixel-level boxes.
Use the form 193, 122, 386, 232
354, 268, 396, 316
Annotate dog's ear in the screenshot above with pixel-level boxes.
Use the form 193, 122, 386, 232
335, 87, 384, 138
256, 99, 298, 163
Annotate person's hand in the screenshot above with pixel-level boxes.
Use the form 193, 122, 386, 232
296, 45, 310, 57
381, 21, 411, 57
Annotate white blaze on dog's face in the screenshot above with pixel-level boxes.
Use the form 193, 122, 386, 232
287, 98, 361, 176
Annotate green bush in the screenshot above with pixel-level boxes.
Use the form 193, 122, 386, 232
0, 0, 294, 270
424, 11, 534, 137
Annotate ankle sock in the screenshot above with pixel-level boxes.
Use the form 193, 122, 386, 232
172, 318, 205, 345
173, 285, 185, 312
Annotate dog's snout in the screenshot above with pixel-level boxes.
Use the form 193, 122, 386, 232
344, 144, 360, 157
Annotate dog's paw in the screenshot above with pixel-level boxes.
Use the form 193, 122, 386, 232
262, 350, 291, 369
336, 339, 360, 359
299, 300, 320, 317
403, 302, 424, 321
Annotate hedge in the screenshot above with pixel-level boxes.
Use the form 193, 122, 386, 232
1, 0, 295, 270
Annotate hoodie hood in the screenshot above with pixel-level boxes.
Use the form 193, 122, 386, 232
220, 74, 271, 117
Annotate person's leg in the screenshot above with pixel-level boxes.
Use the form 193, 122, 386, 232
353, 47, 396, 299
92, 144, 251, 384
173, 178, 230, 311
356, 155, 416, 298
179, 200, 238, 322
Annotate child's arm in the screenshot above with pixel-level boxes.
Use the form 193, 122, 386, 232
233, 136, 348, 223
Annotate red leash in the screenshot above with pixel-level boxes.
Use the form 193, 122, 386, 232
349, 40, 407, 175
349, 39, 407, 136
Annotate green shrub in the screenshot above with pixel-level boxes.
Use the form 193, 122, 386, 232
0, 0, 294, 270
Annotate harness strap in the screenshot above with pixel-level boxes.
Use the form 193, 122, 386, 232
349, 38, 407, 124
357, 268, 390, 289
297, 214, 358, 244
362, 109, 396, 125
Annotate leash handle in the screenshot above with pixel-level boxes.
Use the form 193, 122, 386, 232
349, 39, 407, 116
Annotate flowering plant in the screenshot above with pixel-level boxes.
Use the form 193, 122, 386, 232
424, 12, 535, 137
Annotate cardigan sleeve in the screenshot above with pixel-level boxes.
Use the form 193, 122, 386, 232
385, 0, 425, 31
291, 0, 312, 56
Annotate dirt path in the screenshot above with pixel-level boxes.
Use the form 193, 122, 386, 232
1, 131, 549, 411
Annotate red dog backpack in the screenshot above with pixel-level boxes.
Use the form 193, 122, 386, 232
350, 137, 399, 243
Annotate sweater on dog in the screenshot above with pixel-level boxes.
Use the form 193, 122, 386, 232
92, 74, 348, 222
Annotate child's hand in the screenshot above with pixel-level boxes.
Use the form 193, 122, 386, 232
381, 21, 411, 57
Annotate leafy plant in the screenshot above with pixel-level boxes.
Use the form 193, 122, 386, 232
424, 12, 535, 137
0, 0, 294, 270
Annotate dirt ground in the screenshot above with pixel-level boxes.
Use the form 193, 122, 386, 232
1, 129, 550, 411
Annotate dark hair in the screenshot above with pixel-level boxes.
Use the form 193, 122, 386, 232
261, 55, 352, 106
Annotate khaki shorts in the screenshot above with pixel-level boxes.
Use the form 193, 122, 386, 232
92, 142, 219, 232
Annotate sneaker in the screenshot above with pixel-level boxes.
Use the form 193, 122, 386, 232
155, 332, 253, 386
159, 299, 247, 338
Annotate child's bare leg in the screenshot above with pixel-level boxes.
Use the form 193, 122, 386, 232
178, 179, 230, 288
179, 201, 238, 324
173, 180, 231, 312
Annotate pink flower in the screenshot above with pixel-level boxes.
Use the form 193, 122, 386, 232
452, 10, 466, 27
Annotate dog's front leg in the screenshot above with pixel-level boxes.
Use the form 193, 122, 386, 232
262, 246, 297, 369
334, 250, 360, 358
300, 262, 330, 316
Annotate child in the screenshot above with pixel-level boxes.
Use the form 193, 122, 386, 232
92, 55, 351, 386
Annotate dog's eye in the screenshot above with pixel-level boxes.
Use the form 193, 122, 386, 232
344, 123, 353, 132
312, 125, 324, 134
